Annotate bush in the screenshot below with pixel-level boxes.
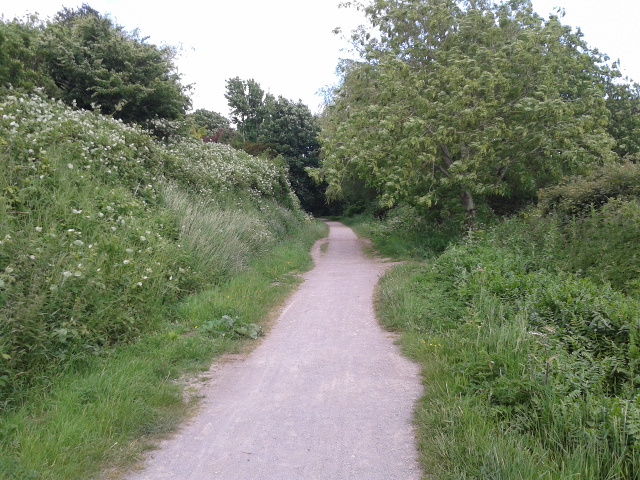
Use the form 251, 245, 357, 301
0, 92, 305, 407
538, 162, 640, 217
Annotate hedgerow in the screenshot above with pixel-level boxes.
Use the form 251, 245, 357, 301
0, 92, 306, 407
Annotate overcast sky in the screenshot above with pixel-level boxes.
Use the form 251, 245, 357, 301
2, 0, 638, 116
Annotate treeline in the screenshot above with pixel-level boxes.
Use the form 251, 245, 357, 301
318, 0, 640, 222
0, 5, 326, 213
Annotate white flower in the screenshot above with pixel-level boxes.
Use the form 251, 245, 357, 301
67, 164, 74, 169
98, 212, 104, 218
50, 284, 58, 292
35, 226, 43, 232
125, 248, 133, 253
137, 282, 143, 287
123, 260, 131, 265
62, 271, 73, 278
72, 209, 82, 214
73, 240, 84, 246
74, 271, 82, 277
139, 236, 146, 241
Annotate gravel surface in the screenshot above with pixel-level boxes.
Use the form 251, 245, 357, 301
124, 221, 423, 480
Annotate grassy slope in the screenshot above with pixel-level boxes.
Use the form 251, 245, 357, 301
0, 92, 328, 479
1, 220, 325, 480
349, 205, 640, 480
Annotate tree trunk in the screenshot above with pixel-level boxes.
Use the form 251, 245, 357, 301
461, 190, 476, 225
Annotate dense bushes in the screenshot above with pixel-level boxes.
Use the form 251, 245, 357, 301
0, 9, 190, 126
362, 187, 640, 478
0, 92, 306, 407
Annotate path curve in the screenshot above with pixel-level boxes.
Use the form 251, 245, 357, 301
125, 221, 423, 480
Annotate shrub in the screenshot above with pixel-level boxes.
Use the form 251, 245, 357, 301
538, 162, 640, 217
0, 92, 305, 407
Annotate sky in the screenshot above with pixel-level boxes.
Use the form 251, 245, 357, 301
1, 0, 639, 117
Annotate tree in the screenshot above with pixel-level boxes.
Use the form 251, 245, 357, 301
319, 0, 616, 220
40, 5, 191, 125
188, 108, 230, 136
0, 17, 56, 95
604, 78, 640, 158
224, 77, 266, 142
259, 95, 324, 212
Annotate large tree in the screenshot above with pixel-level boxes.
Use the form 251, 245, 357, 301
259, 95, 324, 212
39, 5, 191, 124
224, 77, 266, 142
319, 0, 617, 219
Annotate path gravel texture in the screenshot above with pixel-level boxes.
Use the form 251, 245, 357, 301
125, 221, 423, 480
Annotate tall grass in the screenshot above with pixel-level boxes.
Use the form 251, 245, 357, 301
0, 90, 327, 479
367, 199, 640, 479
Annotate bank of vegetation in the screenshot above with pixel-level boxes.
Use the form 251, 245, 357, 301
323, 1, 640, 478
0, 6, 325, 479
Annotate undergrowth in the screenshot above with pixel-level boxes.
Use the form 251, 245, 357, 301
365, 196, 640, 479
0, 219, 325, 480
0, 90, 327, 478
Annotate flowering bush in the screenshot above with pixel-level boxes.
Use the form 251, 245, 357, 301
0, 92, 306, 406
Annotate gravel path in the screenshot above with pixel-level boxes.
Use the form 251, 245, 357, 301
125, 221, 423, 480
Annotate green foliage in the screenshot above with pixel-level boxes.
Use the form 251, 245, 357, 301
344, 204, 464, 259
367, 194, 640, 478
0, 218, 325, 479
0, 8, 190, 127
187, 108, 230, 137
0, 92, 306, 407
604, 79, 640, 158
320, 0, 616, 220
41, 10, 190, 125
224, 77, 325, 213
197, 315, 263, 340
225, 76, 265, 143
538, 161, 640, 216
259, 95, 325, 212
0, 17, 56, 95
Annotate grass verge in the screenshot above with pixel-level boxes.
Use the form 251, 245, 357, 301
357, 208, 639, 479
0, 220, 327, 480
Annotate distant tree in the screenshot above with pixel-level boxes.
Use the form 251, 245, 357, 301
319, 0, 617, 220
224, 77, 265, 142
259, 95, 324, 212
188, 108, 230, 136
40, 5, 191, 125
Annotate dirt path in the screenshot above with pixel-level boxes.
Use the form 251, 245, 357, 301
124, 221, 423, 480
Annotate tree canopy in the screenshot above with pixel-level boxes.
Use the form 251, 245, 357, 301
319, 0, 619, 219
225, 77, 266, 143
223, 77, 324, 212
0, 4, 191, 126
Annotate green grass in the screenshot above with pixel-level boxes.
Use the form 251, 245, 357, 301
363, 203, 640, 479
0, 90, 328, 479
0, 220, 327, 480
